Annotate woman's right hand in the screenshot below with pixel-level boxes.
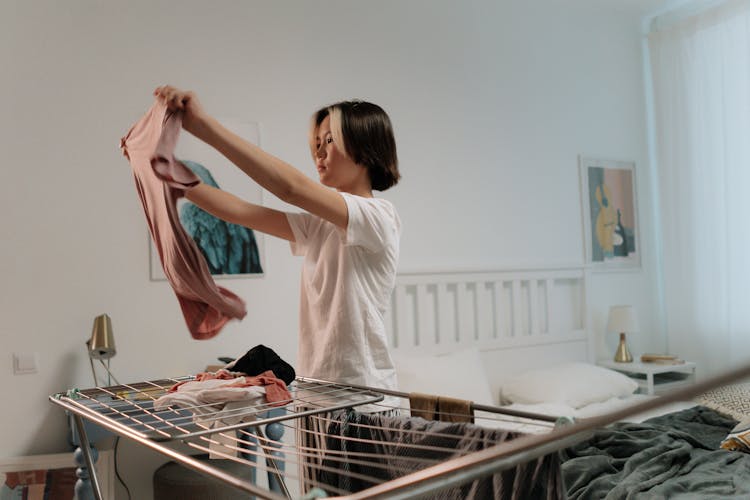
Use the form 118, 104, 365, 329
153, 85, 209, 138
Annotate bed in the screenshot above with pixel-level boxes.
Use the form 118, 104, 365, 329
387, 267, 750, 497
49, 266, 750, 499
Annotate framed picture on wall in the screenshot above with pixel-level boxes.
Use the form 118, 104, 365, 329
578, 156, 640, 270
149, 119, 265, 281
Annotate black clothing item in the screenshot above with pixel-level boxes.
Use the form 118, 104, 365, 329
226, 344, 296, 385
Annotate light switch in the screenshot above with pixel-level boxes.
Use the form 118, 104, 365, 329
13, 352, 38, 375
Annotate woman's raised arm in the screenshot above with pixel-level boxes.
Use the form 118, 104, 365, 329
154, 86, 350, 229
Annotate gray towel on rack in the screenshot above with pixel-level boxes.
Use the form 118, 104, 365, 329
318, 410, 565, 500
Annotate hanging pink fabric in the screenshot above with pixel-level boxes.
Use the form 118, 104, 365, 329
120, 100, 247, 339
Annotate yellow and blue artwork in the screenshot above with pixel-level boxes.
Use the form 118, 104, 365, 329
580, 158, 639, 268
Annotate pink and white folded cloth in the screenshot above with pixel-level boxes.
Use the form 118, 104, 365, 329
154, 369, 291, 458
155, 369, 291, 411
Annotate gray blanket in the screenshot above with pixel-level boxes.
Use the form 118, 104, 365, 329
561, 405, 750, 499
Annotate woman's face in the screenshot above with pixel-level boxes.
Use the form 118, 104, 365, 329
314, 115, 364, 192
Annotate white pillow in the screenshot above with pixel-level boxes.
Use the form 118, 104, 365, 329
393, 347, 495, 405
500, 362, 638, 409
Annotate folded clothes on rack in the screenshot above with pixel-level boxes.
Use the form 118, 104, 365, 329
153, 369, 292, 459
157, 369, 291, 408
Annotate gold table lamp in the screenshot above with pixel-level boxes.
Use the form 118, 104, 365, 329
607, 305, 639, 363
87, 313, 119, 386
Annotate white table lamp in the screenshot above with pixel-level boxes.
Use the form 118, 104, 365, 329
607, 305, 639, 363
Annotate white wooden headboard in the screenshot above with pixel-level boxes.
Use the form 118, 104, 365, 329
386, 267, 591, 395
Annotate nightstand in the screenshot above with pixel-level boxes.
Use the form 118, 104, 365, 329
597, 359, 697, 395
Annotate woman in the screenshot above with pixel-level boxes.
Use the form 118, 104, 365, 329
154, 86, 402, 405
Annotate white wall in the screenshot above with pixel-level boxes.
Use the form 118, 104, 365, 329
1, 1, 663, 497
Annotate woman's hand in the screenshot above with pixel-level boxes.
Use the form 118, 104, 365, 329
153, 85, 209, 138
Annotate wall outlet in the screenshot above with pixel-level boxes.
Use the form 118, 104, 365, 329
13, 352, 38, 375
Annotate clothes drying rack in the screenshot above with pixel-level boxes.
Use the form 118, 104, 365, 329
49, 375, 567, 500
49, 365, 750, 500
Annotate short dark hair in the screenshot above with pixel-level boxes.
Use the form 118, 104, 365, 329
311, 100, 400, 191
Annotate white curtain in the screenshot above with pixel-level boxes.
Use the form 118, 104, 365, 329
649, 0, 750, 375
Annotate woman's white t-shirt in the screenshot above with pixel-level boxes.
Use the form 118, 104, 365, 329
286, 193, 400, 408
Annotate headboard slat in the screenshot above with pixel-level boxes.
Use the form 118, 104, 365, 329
511, 279, 523, 337
476, 281, 493, 342
455, 282, 471, 344
436, 282, 450, 345
415, 284, 429, 347
529, 279, 540, 336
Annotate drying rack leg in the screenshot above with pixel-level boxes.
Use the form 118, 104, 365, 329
264, 422, 286, 495
72, 414, 103, 500
264, 407, 287, 495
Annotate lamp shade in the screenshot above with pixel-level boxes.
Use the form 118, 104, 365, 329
606, 305, 639, 334
88, 313, 116, 360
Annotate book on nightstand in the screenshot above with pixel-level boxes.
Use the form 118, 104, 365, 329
641, 353, 686, 365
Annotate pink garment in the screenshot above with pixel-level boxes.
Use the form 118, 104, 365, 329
120, 100, 247, 339
167, 369, 292, 406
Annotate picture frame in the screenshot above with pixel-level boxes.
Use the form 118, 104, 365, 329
578, 156, 640, 270
150, 119, 265, 281
0, 451, 114, 500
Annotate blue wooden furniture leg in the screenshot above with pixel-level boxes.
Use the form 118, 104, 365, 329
73, 444, 99, 500
71, 414, 103, 500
